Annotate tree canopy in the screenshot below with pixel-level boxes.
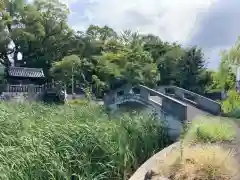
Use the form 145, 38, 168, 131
0, 0, 237, 97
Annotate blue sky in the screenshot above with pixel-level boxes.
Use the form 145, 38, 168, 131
36, 0, 240, 69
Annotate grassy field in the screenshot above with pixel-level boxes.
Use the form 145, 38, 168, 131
0, 101, 170, 180
2, 101, 239, 180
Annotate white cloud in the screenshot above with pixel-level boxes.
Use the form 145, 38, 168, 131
71, 0, 219, 44
59, 0, 79, 7
27, 0, 78, 7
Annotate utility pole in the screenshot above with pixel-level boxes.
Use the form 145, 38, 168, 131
236, 66, 240, 93
71, 63, 74, 94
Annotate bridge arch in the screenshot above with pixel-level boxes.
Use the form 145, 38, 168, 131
112, 93, 154, 111
108, 91, 183, 139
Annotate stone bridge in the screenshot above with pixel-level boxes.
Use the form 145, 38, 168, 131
104, 84, 222, 139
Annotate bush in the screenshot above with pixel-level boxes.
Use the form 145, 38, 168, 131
38, 88, 65, 104
156, 145, 239, 180
0, 102, 169, 180
226, 108, 240, 119
222, 90, 240, 114
183, 116, 236, 143
68, 99, 89, 106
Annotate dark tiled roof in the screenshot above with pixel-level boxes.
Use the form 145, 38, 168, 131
7, 67, 45, 78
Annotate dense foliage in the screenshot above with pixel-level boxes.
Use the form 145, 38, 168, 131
0, 102, 169, 180
218, 39, 240, 114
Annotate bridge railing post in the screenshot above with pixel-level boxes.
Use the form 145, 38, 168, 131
140, 87, 149, 101
124, 84, 132, 94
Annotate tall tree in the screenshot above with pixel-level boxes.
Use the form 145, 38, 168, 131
157, 45, 185, 85
141, 34, 185, 85
0, 0, 25, 66
4, 0, 85, 77
50, 55, 83, 87
95, 34, 158, 90
224, 37, 240, 66
0, 0, 215, 96
174, 46, 206, 93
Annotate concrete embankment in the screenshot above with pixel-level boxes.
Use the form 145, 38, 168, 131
129, 142, 180, 180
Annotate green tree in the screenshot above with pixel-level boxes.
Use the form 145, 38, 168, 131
204, 71, 221, 92
50, 55, 82, 88
95, 35, 158, 90
122, 46, 158, 87
86, 25, 117, 41
224, 37, 240, 66
174, 46, 206, 93
222, 90, 240, 113
0, 0, 25, 66
0, 0, 216, 96
157, 45, 185, 85
213, 48, 237, 92
140, 35, 186, 86
3, 0, 84, 77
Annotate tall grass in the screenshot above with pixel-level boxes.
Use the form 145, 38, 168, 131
0, 102, 169, 180
183, 116, 236, 143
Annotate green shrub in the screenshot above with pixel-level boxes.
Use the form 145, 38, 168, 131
226, 108, 240, 119
222, 90, 240, 113
68, 99, 89, 105
184, 116, 236, 143
0, 102, 169, 180
39, 88, 65, 104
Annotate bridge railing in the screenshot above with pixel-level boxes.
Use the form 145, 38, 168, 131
104, 84, 188, 123
104, 85, 189, 139
139, 85, 187, 122
158, 86, 221, 115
